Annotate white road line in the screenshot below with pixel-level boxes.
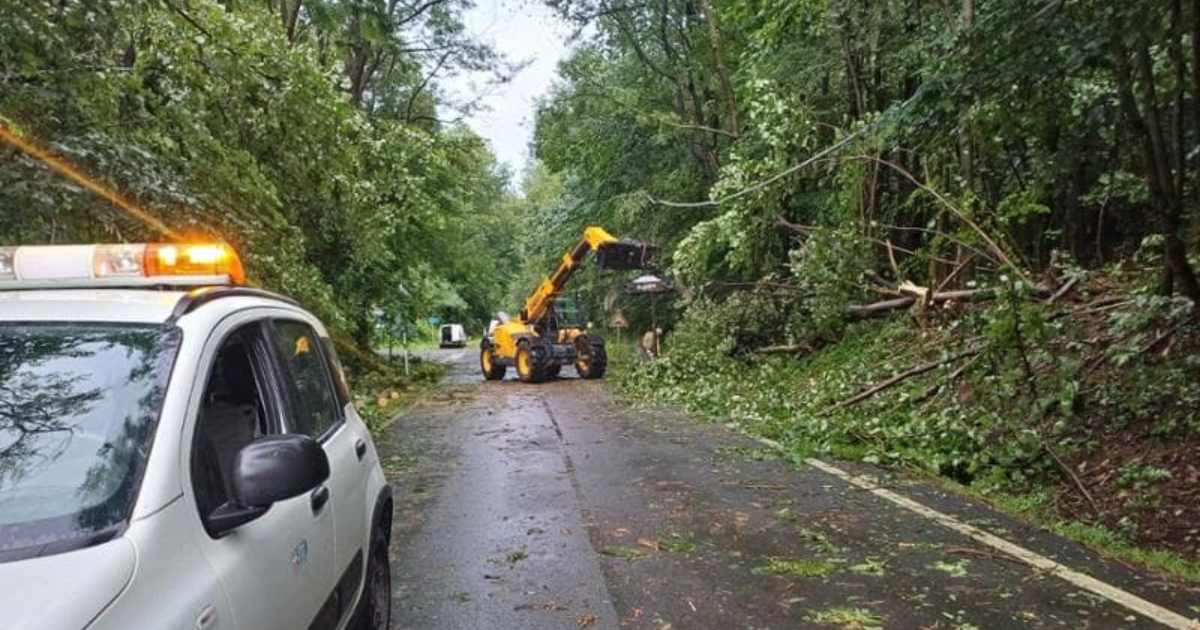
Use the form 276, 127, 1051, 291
803, 456, 1199, 630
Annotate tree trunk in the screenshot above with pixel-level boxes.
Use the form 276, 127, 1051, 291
698, 0, 738, 137
284, 0, 303, 43
1135, 36, 1200, 301
1112, 30, 1200, 303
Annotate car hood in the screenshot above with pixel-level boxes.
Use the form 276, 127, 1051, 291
0, 538, 136, 630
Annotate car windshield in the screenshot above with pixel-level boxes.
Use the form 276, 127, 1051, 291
0, 323, 180, 562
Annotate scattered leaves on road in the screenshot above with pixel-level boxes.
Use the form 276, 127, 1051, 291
660, 534, 698, 554
754, 557, 838, 577
807, 607, 884, 629
931, 559, 971, 578
849, 558, 888, 576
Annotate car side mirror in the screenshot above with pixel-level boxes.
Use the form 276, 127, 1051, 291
233, 434, 330, 507
206, 434, 330, 537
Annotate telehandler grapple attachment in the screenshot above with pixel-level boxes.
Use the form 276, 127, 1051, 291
596, 240, 659, 271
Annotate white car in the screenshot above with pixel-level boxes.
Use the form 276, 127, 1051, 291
0, 243, 393, 630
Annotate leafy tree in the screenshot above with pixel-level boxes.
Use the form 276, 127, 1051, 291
1, 0, 520, 354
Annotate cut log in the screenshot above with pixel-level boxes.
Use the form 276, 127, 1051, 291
847, 297, 916, 318
898, 280, 931, 299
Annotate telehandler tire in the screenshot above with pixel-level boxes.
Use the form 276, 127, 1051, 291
574, 337, 607, 379
515, 343, 543, 383
480, 344, 506, 381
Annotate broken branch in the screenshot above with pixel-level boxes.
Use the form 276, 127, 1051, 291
823, 348, 981, 413
755, 343, 814, 355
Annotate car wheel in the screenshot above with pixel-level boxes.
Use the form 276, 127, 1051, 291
354, 530, 391, 630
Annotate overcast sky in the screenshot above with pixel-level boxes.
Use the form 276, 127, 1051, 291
440, 0, 574, 182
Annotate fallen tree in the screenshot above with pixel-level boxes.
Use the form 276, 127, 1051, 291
847, 285, 1054, 319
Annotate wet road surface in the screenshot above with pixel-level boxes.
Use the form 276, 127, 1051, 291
379, 349, 1200, 629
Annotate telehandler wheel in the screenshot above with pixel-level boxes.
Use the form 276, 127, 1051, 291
544, 363, 562, 379
515, 344, 543, 383
574, 338, 608, 379
480, 345, 506, 381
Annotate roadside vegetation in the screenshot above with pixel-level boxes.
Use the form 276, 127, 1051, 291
523, 0, 1200, 580
353, 357, 446, 436
1, 0, 521, 354
1, 0, 524, 422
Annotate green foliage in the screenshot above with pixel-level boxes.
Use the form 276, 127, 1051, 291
352, 360, 446, 435
532, 0, 1200, 300
1, 0, 515, 350
1115, 464, 1172, 490
788, 225, 871, 335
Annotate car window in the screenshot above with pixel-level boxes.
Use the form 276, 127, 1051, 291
0, 323, 180, 562
191, 326, 275, 528
318, 336, 351, 408
269, 320, 341, 438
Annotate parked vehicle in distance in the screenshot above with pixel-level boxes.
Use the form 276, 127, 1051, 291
439, 323, 467, 348
0, 243, 392, 630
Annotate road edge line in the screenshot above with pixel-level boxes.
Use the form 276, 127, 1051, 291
805, 456, 1199, 629
738, 434, 1197, 629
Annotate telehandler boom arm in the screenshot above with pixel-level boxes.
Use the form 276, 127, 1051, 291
517, 226, 655, 324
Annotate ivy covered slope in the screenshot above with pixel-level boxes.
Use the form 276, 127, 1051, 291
527, 1, 1200, 578
0, 0, 520, 360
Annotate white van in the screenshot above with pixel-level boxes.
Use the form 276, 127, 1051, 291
439, 323, 467, 348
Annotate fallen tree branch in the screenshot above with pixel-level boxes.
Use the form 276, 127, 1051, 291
847, 297, 918, 318
1138, 322, 1185, 357
847, 286, 1053, 319
936, 254, 977, 293
755, 343, 814, 355
1046, 275, 1080, 304
823, 347, 981, 413
913, 351, 985, 405
1045, 444, 1102, 517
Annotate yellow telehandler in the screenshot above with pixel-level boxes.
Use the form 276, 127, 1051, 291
480, 226, 657, 382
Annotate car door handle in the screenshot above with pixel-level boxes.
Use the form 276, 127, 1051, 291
195, 604, 217, 629
310, 485, 330, 515
355, 438, 367, 461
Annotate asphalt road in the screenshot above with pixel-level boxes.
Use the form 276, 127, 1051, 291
378, 349, 1200, 629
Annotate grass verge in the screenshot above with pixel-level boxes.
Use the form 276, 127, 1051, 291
352, 359, 447, 436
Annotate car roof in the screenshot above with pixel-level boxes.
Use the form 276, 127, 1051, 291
0, 287, 297, 324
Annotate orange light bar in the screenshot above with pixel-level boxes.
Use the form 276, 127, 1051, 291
0, 242, 245, 288
145, 243, 245, 285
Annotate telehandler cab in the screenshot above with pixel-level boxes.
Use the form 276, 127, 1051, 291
480, 226, 658, 382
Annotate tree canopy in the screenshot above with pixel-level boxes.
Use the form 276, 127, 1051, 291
1, 0, 518, 351
533, 0, 1200, 308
